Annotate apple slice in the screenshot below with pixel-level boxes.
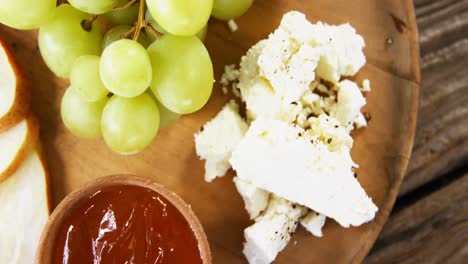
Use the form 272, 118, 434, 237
0, 116, 39, 183
0, 150, 51, 263
0, 40, 30, 132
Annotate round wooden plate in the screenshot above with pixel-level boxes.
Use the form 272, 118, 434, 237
0, 0, 419, 263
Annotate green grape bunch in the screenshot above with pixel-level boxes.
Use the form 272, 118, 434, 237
0, 0, 254, 155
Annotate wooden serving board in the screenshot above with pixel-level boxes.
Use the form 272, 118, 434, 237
0, 0, 420, 263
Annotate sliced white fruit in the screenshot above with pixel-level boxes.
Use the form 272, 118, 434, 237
0, 40, 30, 132
0, 117, 39, 183
0, 150, 50, 263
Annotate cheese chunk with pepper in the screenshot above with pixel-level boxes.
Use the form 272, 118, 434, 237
333, 80, 367, 130
243, 195, 306, 264
195, 101, 248, 182
230, 118, 378, 227
277, 11, 366, 84
237, 14, 321, 123
234, 177, 270, 219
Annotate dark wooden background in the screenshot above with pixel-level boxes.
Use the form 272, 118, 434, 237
365, 0, 468, 263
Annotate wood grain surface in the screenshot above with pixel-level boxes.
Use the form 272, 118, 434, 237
366, 0, 468, 262
0, 0, 423, 263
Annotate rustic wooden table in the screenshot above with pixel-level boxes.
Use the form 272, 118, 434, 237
365, 0, 468, 263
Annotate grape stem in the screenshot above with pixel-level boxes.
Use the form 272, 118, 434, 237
132, 0, 146, 41
81, 15, 98, 32
112, 0, 138, 11
122, 27, 136, 39
144, 22, 162, 38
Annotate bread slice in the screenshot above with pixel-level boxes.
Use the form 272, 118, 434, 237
0, 150, 51, 263
0, 116, 39, 183
0, 40, 30, 132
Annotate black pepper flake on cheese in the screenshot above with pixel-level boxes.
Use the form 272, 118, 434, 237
327, 138, 332, 143
354, 172, 358, 178
334, 125, 339, 128
200, 126, 204, 132
306, 112, 316, 119
291, 101, 298, 105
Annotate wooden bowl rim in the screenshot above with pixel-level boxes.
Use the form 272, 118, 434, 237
36, 174, 212, 264
350, 0, 421, 262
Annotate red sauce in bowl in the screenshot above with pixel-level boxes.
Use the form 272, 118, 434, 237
53, 185, 203, 264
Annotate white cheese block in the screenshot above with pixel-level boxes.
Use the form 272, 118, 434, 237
195, 101, 248, 182
230, 118, 378, 227
233, 177, 269, 219
333, 80, 366, 130
243, 195, 306, 264
301, 212, 327, 237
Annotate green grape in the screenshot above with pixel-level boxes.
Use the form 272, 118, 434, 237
104, 0, 139, 25
39, 4, 102, 78
0, 0, 56, 30
156, 100, 181, 128
101, 93, 160, 154
147, 35, 213, 114
145, 9, 167, 34
103, 25, 153, 49
146, 0, 213, 36
68, 0, 119, 15
145, 9, 208, 42
196, 24, 208, 41
100, 39, 152, 97
61, 87, 108, 139
211, 0, 253, 20
70, 56, 109, 102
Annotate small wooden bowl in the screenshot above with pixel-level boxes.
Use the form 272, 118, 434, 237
36, 175, 212, 264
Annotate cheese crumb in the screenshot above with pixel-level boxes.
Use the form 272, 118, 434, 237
228, 19, 238, 32
195, 101, 248, 182
301, 212, 326, 237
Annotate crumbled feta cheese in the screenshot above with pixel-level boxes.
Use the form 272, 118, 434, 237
354, 113, 368, 128
333, 80, 366, 130
233, 177, 270, 219
195, 101, 248, 182
305, 114, 353, 151
220, 64, 240, 87
243, 195, 306, 264
230, 118, 378, 227
241, 78, 302, 123
221, 86, 228, 95
361, 79, 371, 92
220, 64, 240, 96
197, 10, 376, 264
301, 212, 326, 237
228, 19, 239, 32
312, 23, 366, 83
258, 39, 320, 103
